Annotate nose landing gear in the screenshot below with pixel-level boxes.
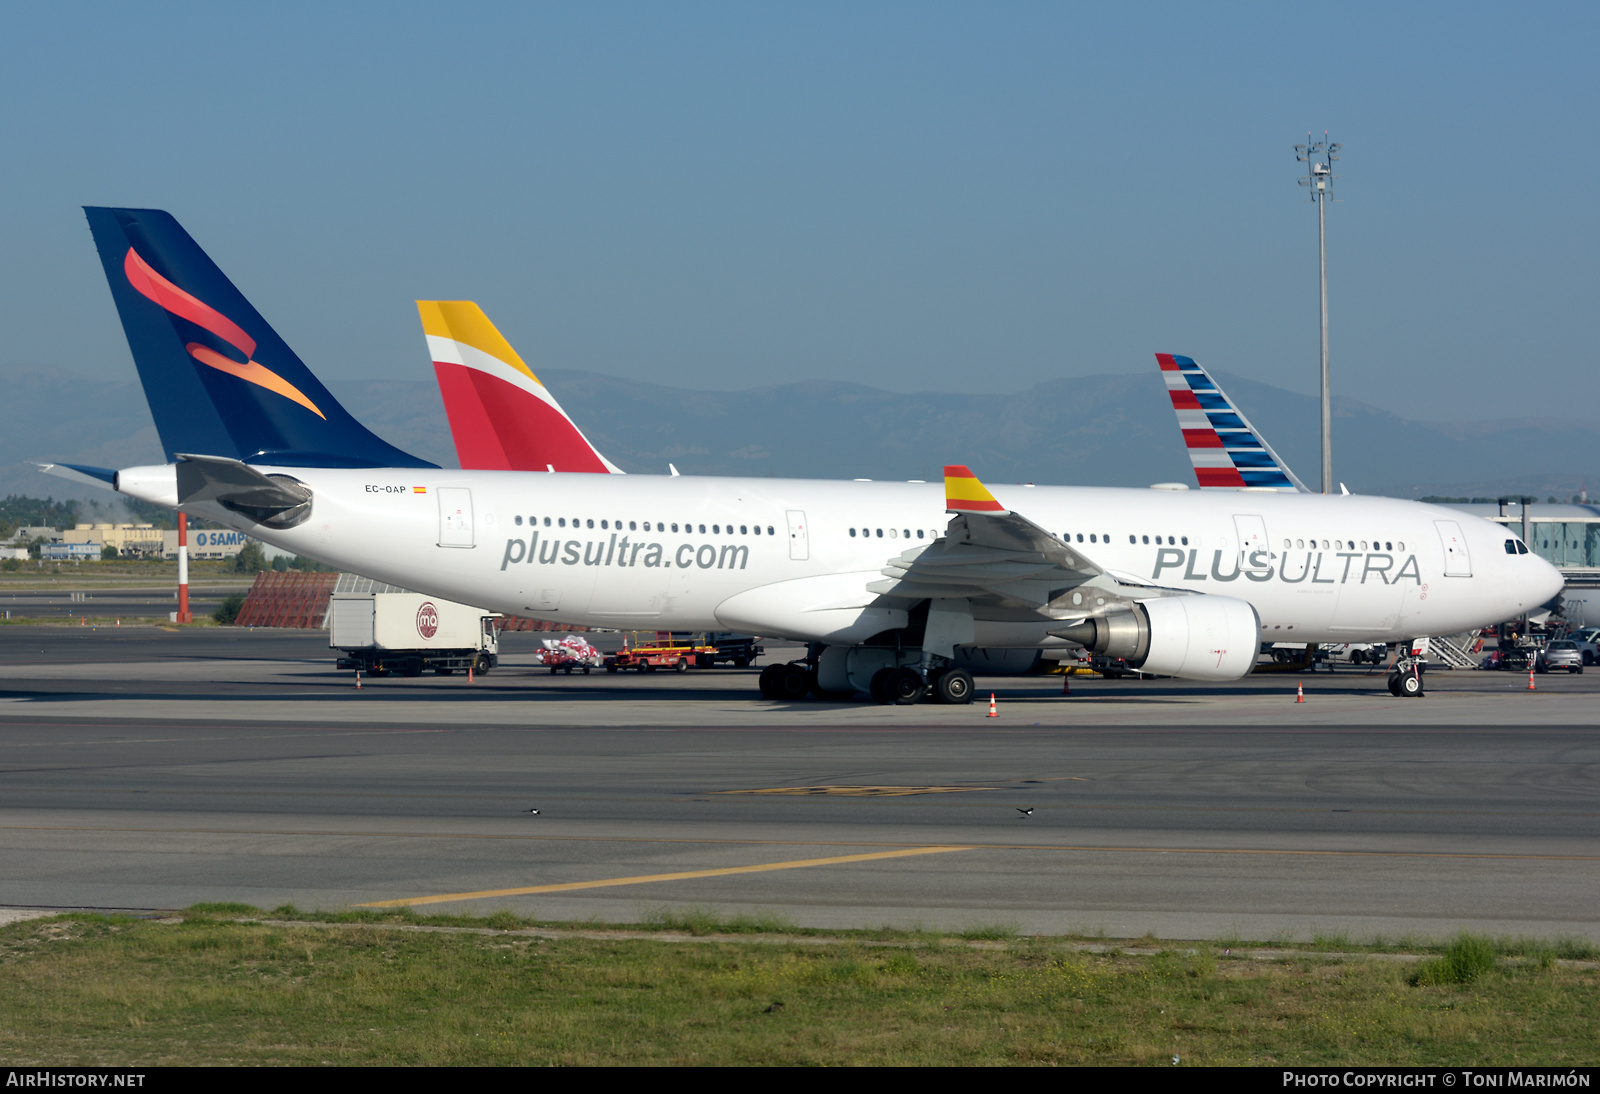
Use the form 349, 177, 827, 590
1388, 653, 1425, 698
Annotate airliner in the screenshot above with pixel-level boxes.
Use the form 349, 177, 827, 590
72, 207, 1562, 704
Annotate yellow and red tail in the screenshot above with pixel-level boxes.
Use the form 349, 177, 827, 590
418, 301, 622, 473
943, 465, 1005, 513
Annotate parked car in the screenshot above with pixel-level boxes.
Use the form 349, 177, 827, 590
1543, 640, 1584, 674
1563, 629, 1600, 665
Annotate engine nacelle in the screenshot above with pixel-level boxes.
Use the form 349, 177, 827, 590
1053, 595, 1260, 681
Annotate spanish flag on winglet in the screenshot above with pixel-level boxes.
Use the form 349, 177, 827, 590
944, 465, 1006, 513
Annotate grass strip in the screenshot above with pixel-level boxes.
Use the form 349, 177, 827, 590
0, 909, 1596, 1065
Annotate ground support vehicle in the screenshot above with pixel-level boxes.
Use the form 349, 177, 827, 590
604, 636, 716, 674
330, 592, 498, 677
539, 636, 603, 674
702, 632, 765, 668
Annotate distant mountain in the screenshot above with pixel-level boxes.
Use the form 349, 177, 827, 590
2, 362, 1595, 504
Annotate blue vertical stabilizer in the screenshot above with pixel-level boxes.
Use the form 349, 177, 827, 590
83, 207, 434, 469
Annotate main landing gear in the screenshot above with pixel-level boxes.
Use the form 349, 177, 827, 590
758, 660, 975, 705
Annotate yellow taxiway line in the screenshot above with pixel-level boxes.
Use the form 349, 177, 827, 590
357, 845, 973, 907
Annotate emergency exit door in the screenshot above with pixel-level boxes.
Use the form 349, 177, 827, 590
438, 488, 474, 548
786, 510, 809, 561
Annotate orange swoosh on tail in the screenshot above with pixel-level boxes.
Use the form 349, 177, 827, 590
186, 344, 326, 419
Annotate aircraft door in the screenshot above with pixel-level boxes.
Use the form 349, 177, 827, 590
1435, 520, 1472, 577
438, 487, 474, 548
786, 510, 809, 561
1233, 514, 1271, 574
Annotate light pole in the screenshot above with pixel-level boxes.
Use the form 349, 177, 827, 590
1295, 134, 1340, 494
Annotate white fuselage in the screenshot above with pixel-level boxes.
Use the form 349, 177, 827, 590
130, 468, 1564, 645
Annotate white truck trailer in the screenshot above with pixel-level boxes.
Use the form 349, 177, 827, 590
329, 592, 499, 677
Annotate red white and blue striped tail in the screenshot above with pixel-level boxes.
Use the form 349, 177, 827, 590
1156, 353, 1307, 493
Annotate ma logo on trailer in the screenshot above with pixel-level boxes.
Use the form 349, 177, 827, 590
415, 601, 439, 640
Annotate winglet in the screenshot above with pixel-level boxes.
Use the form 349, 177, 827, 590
944, 465, 1005, 513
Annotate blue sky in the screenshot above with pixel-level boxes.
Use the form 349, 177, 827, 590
0, 2, 1592, 420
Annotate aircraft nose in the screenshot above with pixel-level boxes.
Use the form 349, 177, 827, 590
1532, 554, 1565, 605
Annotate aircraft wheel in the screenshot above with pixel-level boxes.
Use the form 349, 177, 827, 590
758, 663, 786, 699
935, 667, 975, 705
777, 664, 811, 701
868, 668, 893, 704
1398, 672, 1424, 698
886, 666, 925, 705
1387, 673, 1402, 697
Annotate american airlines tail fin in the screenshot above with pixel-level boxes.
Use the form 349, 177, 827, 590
1156, 353, 1307, 492
417, 302, 623, 474
82, 207, 433, 469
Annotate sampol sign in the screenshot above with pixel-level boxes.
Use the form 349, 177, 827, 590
415, 601, 440, 640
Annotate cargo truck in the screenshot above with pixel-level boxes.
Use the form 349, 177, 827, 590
329, 592, 499, 677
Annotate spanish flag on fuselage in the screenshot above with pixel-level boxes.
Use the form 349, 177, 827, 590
944, 465, 1005, 513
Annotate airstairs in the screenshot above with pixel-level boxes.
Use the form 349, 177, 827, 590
1425, 632, 1480, 670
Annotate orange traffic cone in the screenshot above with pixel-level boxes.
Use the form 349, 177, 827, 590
987, 693, 998, 718
1061, 672, 1071, 696
355, 670, 362, 690
1527, 669, 1536, 691
469, 665, 475, 683
1296, 681, 1305, 703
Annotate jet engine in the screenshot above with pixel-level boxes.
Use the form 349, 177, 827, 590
1052, 595, 1259, 681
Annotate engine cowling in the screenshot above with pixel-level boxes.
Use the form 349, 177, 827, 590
1053, 595, 1260, 681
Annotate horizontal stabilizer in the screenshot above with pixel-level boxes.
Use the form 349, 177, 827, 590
33, 462, 118, 491
174, 454, 312, 528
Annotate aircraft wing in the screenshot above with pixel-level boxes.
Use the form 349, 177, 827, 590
867, 465, 1146, 615
1158, 353, 1307, 492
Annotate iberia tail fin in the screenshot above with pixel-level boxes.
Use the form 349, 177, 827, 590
418, 302, 623, 474
1156, 353, 1306, 492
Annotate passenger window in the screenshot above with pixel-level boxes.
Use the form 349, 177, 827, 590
601, 520, 608, 529
1396, 541, 1404, 550
903, 529, 910, 538
515, 516, 523, 526
1129, 535, 1136, 544
1385, 541, 1392, 550
1181, 536, 1188, 546
671, 523, 678, 532
543, 517, 551, 527
1077, 534, 1083, 543
629, 521, 637, 531
917, 530, 924, 539
559, 518, 566, 528
890, 529, 898, 538
1089, 534, 1097, 543
876, 528, 883, 538
698, 524, 706, 534
768, 526, 775, 535
850, 528, 857, 537
1141, 535, 1148, 544
713, 525, 720, 534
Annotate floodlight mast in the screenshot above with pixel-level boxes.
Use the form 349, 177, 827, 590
1295, 133, 1340, 494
